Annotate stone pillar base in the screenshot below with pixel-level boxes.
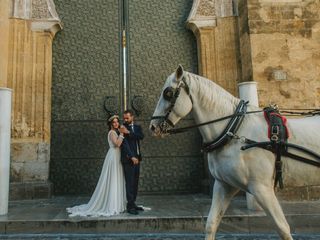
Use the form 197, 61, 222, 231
9, 181, 52, 200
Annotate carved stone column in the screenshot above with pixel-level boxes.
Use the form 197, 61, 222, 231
6, 0, 62, 199
187, 0, 252, 95
0, 0, 11, 88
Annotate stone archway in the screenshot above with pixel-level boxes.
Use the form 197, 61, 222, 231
187, 0, 253, 95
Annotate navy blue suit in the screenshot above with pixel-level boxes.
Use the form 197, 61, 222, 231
120, 123, 144, 209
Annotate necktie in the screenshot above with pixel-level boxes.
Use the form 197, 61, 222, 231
131, 124, 139, 155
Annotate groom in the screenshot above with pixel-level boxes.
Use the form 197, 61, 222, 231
121, 110, 144, 215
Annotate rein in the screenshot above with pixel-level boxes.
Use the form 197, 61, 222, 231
166, 109, 262, 134
280, 109, 320, 116
162, 108, 320, 135
242, 139, 320, 168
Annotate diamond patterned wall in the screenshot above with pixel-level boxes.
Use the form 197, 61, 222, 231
50, 0, 121, 195
128, 0, 203, 194
51, 0, 121, 122
128, 0, 198, 119
50, 0, 203, 195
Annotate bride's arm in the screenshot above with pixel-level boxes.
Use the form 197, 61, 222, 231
109, 130, 124, 147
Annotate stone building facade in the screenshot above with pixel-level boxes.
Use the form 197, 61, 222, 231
0, 0, 319, 200
249, 0, 320, 108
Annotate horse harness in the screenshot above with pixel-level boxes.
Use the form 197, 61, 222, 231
241, 106, 320, 189
202, 100, 248, 151
151, 81, 320, 189
198, 102, 310, 189
243, 106, 289, 189
203, 103, 320, 189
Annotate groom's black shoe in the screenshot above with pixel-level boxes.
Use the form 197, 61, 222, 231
127, 208, 139, 215
135, 205, 144, 211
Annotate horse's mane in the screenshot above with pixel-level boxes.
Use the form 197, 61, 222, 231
186, 72, 240, 116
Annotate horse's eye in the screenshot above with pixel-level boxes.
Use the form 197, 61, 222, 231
163, 87, 174, 101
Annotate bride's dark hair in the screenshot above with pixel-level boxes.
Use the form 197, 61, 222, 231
108, 115, 120, 131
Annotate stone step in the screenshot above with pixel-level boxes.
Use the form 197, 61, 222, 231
1, 214, 319, 234
0, 195, 319, 235
0, 233, 320, 240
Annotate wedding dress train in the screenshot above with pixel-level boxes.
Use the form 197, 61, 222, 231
67, 130, 126, 217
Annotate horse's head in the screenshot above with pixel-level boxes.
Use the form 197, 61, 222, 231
150, 65, 193, 137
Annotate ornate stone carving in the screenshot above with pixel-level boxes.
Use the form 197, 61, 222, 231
196, 0, 215, 17
13, 0, 60, 21
187, 0, 238, 29
31, 0, 51, 19
187, 0, 217, 32
13, 0, 62, 35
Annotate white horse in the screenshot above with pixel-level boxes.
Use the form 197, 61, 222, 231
150, 65, 320, 240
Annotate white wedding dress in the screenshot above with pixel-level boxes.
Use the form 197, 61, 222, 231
67, 130, 126, 217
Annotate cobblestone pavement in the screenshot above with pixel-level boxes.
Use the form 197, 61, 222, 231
0, 233, 320, 240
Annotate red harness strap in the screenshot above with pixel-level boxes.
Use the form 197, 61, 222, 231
263, 108, 290, 189
264, 112, 290, 139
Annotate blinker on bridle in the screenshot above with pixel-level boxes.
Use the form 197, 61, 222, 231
151, 76, 192, 131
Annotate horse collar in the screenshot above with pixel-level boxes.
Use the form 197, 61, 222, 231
202, 100, 248, 152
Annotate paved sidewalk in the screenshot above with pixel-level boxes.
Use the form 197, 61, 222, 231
1, 233, 320, 240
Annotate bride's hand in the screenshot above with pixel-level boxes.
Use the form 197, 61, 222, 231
119, 125, 129, 134
119, 127, 125, 134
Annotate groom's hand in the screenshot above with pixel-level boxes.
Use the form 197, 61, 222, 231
131, 157, 139, 165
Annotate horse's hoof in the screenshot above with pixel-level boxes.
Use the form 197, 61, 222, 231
205, 233, 214, 240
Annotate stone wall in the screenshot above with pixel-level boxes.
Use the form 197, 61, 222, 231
0, 0, 61, 200
248, 0, 320, 108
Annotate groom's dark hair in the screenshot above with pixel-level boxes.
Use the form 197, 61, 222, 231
124, 109, 134, 116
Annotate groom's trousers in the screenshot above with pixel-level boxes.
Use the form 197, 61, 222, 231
123, 163, 140, 209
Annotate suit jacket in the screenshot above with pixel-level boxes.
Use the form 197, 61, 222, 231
120, 123, 144, 164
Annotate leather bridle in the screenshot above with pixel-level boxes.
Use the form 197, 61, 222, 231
151, 76, 192, 133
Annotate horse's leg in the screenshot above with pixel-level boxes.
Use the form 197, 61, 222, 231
205, 180, 239, 240
251, 185, 293, 240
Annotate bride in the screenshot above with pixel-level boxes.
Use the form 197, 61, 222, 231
67, 115, 127, 217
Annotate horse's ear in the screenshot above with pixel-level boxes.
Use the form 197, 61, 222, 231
175, 64, 184, 82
